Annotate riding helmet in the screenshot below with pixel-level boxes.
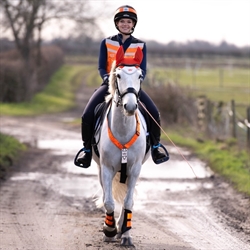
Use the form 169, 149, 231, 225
114, 5, 138, 32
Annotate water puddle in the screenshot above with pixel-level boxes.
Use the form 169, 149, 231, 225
40, 138, 211, 179
10, 137, 213, 201
10, 172, 100, 198
38, 139, 81, 155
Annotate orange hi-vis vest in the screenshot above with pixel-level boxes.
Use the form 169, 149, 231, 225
105, 38, 144, 73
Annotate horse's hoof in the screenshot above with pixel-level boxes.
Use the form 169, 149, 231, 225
103, 226, 117, 238
120, 237, 134, 247
103, 235, 117, 242
116, 232, 122, 239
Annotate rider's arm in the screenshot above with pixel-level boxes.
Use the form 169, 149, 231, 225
98, 39, 109, 81
140, 43, 147, 80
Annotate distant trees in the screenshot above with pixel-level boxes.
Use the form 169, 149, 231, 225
146, 40, 249, 58
0, 0, 99, 64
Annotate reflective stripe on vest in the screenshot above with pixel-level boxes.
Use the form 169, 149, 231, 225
105, 39, 144, 73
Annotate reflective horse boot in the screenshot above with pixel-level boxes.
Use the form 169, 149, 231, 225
103, 212, 117, 242
120, 209, 134, 246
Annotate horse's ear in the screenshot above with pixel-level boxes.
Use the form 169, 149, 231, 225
116, 46, 125, 66
134, 47, 143, 65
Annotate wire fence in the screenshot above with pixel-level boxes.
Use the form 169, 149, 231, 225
197, 96, 250, 149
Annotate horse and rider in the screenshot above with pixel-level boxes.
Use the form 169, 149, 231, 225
74, 5, 170, 246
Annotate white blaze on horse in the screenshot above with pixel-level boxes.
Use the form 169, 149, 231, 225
92, 46, 150, 246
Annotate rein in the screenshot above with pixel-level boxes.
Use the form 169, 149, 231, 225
138, 100, 198, 178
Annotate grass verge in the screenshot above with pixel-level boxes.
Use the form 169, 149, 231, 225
163, 128, 250, 197
0, 65, 91, 116
0, 133, 26, 180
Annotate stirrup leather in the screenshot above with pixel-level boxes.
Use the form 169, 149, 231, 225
74, 148, 92, 168
151, 143, 170, 164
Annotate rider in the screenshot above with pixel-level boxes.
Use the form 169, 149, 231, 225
76, 5, 169, 168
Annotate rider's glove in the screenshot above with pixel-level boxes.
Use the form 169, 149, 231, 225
103, 74, 109, 85
139, 75, 144, 84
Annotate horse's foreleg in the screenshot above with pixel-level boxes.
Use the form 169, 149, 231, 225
117, 174, 138, 246
101, 166, 117, 239
101, 166, 115, 213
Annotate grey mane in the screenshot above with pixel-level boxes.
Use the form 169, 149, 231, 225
106, 61, 117, 103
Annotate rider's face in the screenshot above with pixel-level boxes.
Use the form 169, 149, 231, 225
116, 18, 135, 34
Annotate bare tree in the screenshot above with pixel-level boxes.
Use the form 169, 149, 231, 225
0, 0, 99, 64
0, 0, 102, 102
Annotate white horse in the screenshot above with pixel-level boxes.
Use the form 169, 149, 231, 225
92, 46, 150, 246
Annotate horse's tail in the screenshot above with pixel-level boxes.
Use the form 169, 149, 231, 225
112, 173, 128, 204
94, 172, 128, 208
94, 193, 104, 208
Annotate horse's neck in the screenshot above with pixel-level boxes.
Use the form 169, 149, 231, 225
109, 101, 137, 140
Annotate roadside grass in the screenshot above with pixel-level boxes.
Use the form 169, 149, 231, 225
0, 64, 96, 116
1, 60, 249, 197
162, 127, 250, 197
0, 133, 26, 179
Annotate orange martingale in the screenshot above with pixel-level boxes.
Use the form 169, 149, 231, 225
107, 112, 140, 150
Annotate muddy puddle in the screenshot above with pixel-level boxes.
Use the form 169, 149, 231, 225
11, 137, 213, 202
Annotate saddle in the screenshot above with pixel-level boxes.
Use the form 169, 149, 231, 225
92, 101, 151, 158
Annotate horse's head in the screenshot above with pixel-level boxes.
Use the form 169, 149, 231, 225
108, 46, 143, 116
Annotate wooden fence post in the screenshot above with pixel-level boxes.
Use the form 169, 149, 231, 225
219, 68, 224, 87
231, 100, 236, 138
197, 95, 207, 131
247, 107, 250, 149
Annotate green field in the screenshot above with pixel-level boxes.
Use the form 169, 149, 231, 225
66, 56, 250, 112
148, 67, 249, 104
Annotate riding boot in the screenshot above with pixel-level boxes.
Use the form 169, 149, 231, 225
150, 117, 169, 164
76, 122, 93, 168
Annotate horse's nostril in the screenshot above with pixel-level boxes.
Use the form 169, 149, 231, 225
124, 104, 127, 110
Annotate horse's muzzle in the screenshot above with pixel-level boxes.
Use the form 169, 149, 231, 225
124, 103, 138, 115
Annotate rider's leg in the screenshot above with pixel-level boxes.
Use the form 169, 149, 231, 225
140, 90, 169, 164
76, 83, 109, 168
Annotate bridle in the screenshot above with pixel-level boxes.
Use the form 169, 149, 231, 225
113, 64, 142, 107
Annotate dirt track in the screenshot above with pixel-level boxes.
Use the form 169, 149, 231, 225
0, 81, 250, 250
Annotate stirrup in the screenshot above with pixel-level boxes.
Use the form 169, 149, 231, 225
74, 148, 92, 168
151, 143, 170, 164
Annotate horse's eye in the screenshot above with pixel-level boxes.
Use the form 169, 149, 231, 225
116, 74, 121, 79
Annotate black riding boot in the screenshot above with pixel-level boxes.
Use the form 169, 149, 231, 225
76, 122, 93, 168
150, 117, 169, 164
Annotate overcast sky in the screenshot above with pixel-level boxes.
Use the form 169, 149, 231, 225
42, 0, 250, 47
94, 0, 250, 47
